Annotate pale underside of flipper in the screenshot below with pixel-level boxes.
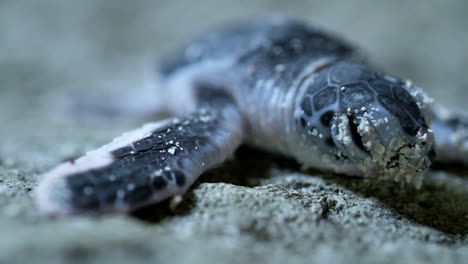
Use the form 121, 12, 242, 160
36, 104, 244, 215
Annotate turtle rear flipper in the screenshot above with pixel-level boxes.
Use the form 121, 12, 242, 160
431, 109, 468, 165
36, 101, 244, 215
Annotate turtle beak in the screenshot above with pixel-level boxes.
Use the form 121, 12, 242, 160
331, 110, 434, 184
331, 114, 372, 160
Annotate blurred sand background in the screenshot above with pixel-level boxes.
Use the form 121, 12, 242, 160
0, 1, 467, 263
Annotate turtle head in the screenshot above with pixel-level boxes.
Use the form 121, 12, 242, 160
293, 62, 434, 185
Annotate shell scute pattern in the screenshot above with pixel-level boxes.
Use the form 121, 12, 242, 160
368, 79, 395, 98
314, 86, 338, 111
237, 20, 355, 95
339, 82, 374, 109
300, 61, 427, 137
300, 96, 313, 116
301, 62, 378, 118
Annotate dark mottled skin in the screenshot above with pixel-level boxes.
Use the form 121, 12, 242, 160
161, 18, 353, 77
66, 110, 220, 212
162, 18, 426, 141
162, 18, 355, 97
41, 17, 465, 215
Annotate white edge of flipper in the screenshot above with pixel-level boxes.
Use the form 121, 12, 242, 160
35, 119, 171, 215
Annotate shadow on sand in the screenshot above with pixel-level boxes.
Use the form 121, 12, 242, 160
132, 147, 468, 238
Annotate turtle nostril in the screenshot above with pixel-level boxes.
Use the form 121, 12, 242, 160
348, 114, 369, 153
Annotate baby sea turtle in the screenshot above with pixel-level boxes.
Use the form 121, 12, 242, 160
36, 16, 468, 215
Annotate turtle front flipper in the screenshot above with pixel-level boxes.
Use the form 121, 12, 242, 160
431, 108, 468, 165
36, 102, 244, 215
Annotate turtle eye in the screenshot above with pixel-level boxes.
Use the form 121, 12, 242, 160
320, 111, 335, 127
